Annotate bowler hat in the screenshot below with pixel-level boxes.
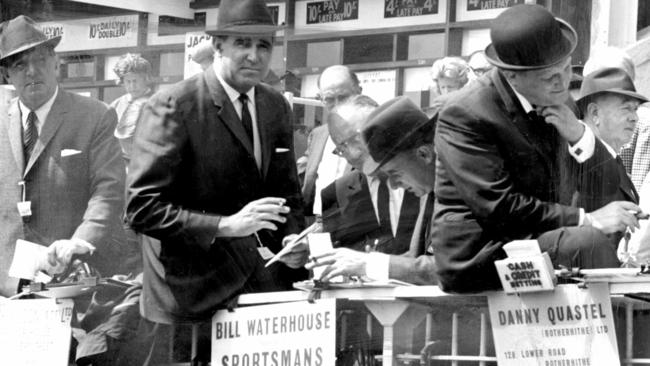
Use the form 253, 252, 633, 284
485, 4, 577, 70
0, 15, 61, 65
362, 97, 434, 174
576, 67, 648, 109
206, 0, 281, 36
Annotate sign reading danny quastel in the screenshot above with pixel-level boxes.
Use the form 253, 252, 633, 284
212, 299, 336, 366
488, 284, 619, 366
306, 0, 359, 24
384, 0, 438, 18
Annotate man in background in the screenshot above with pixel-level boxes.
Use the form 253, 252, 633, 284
0, 15, 130, 296
302, 65, 361, 217
321, 95, 423, 255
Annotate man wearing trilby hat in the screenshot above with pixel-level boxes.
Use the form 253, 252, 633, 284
428, 4, 643, 293
126, 0, 306, 361
0, 15, 130, 295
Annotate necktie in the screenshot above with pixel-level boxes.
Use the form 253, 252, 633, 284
238, 94, 254, 144
23, 111, 38, 163
377, 177, 392, 236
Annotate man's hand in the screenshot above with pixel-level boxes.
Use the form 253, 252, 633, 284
217, 197, 289, 237
46, 239, 95, 274
588, 201, 642, 234
278, 234, 310, 269
538, 104, 585, 144
305, 248, 369, 282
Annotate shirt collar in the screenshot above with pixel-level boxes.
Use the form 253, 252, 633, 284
508, 82, 535, 114
19, 86, 59, 125
213, 63, 255, 105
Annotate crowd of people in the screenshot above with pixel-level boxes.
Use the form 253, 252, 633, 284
1, 0, 649, 364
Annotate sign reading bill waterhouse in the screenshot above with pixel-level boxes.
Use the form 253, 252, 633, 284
212, 299, 336, 366
488, 283, 619, 366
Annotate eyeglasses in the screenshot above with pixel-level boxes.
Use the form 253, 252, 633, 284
318, 93, 353, 108
332, 132, 360, 156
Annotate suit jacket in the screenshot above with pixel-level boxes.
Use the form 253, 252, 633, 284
301, 125, 330, 216
428, 69, 620, 293
126, 67, 306, 322
0, 89, 128, 296
320, 170, 420, 254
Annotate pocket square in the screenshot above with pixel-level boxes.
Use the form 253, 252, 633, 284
61, 149, 81, 157
275, 147, 290, 153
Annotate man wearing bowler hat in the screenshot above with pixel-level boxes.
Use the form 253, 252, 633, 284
126, 0, 306, 361
0, 15, 130, 296
431, 4, 642, 292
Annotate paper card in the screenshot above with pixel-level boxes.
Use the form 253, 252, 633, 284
8, 239, 48, 280
502, 240, 542, 257
0, 298, 74, 366
308, 233, 342, 281
495, 253, 556, 293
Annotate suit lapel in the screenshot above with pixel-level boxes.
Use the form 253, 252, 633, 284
205, 68, 256, 161
491, 70, 556, 171
255, 88, 274, 179
24, 91, 67, 176
7, 101, 24, 172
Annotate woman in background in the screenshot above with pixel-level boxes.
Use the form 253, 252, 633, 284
111, 53, 153, 164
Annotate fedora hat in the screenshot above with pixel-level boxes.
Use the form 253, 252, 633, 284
576, 67, 648, 109
206, 0, 281, 36
0, 15, 61, 65
362, 96, 434, 174
485, 4, 577, 70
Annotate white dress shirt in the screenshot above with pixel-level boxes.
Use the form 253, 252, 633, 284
19, 86, 59, 135
214, 64, 262, 170
313, 136, 348, 215
368, 175, 404, 236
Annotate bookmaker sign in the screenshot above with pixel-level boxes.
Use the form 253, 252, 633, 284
384, 0, 438, 18
212, 299, 336, 366
306, 0, 359, 24
39, 15, 138, 52
487, 283, 619, 366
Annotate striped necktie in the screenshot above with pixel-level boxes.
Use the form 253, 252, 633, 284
23, 111, 38, 164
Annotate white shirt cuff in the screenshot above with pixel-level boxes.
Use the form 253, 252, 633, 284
578, 208, 585, 226
568, 121, 595, 163
365, 252, 389, 281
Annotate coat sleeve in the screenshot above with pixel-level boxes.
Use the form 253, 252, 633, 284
125, 92, 222, 251
388, 254, 438, 285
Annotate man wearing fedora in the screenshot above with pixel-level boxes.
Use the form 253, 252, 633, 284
304, 96, 439, 285
575, 67, 645, 210
0, 15, 129, 296
431, 4, 642, 293
126, 0, 306, 361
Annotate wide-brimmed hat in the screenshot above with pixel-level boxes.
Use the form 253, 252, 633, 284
206, 0, 282, 36
362, 96, 434, 174
576, 67, 648, 110
485, 4, 577, 70
0, 15, 61, 65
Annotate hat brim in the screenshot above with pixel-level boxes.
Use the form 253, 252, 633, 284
206, 24, 284, 36
484, 18, 577, 70
577, 89, 649, 109
0, 35, 61, 64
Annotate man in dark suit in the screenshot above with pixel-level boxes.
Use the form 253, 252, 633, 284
575, 67, 645, 210
0, 16, 130, 296
301, 65, 361, 216
300, 97, 437, 284
430, 4, 642, 293
126, 0, 305, 361
320, 95, 422, 255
